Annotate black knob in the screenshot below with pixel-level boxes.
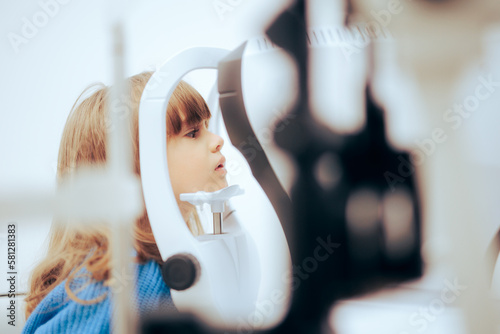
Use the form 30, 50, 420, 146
161, 253, 200, 291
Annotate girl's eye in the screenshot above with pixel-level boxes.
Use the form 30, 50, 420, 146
186, 128, 199, 138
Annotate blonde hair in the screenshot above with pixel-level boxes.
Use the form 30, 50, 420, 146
25, 72, 211, 318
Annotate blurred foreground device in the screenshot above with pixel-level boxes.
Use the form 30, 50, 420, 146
260, 3, 422, 333
141, 2, 422, 333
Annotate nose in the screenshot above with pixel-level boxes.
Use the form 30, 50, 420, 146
210, 132, 224, 153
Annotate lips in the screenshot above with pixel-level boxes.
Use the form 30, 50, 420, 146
215, 156, 226, 171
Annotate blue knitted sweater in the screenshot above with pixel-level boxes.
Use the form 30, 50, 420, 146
22, 260, 176, 333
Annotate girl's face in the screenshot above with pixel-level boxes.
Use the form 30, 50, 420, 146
167, 117, 228, 207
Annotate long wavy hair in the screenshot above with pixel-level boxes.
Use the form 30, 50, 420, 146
24, 72, 211, 318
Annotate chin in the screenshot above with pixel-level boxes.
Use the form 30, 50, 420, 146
215, 179, 228, 191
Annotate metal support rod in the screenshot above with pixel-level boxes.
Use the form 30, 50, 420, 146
213, 212, 222, 234
110, 218, 136, 334
108, 16, 137, 334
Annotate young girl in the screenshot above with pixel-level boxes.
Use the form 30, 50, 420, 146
22, 72, 228, 333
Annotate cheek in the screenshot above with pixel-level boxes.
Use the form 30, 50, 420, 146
167, 146, 187, 193
168, 148, 209, 191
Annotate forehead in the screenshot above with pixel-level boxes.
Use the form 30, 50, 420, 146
179, 111, 210, 129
